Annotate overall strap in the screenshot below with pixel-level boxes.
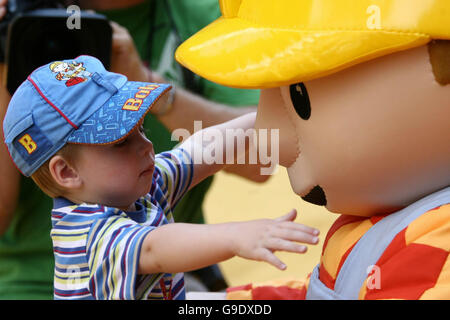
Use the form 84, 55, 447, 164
334, 186, 450, 299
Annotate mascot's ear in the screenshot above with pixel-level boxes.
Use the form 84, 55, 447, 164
428, 40, 450, 85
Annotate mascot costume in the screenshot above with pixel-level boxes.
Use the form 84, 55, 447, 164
176, 0, 450, 299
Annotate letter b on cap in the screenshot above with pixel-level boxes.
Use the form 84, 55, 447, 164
18, 134, 37, 154
12, 123, 54, 168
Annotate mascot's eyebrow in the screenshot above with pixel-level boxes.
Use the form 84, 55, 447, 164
289, 83, 311, 120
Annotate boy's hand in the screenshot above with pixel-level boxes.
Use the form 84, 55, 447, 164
230, 209, 319, 270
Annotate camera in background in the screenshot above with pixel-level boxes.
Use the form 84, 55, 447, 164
1, 0, 112, 95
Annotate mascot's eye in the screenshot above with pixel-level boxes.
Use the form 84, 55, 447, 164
289, 83, 311, 120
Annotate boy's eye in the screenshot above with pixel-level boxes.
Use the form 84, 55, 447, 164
139, 125, 150, 137
114, 138, 128, 147
139, 125, 147, 133
113, 125, 147, 147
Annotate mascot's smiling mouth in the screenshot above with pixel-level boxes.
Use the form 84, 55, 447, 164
301, 185, 327, 206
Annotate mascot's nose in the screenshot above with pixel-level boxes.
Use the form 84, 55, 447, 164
256, 88, 301, 167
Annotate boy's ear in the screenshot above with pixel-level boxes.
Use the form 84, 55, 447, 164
49, 155, 82, 189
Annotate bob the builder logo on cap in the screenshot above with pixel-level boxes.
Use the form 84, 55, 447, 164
49, 60, 93, 87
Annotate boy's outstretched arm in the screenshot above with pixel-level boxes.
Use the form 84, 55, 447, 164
178, 112, 258, 190
138, 209, 319, 275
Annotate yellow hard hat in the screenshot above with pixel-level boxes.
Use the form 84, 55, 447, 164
176, 0, 450, 89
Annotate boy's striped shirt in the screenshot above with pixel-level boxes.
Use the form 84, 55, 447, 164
51, 149, 193, 300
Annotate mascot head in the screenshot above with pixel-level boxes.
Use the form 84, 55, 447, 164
176, 0, 450, 216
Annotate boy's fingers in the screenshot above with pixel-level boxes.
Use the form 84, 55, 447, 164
267, 238, 308, 254
259, 249, 287, 270
273, 228, 319, 245
279, 221, 320, 236
274, 209, 297, 222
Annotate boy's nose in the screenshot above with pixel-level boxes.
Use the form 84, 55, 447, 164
140, 135, 154, 158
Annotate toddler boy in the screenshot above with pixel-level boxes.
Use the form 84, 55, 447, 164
3, 56, 319, 300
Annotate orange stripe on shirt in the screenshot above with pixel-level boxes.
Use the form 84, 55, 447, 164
405, 204, 450, 251
226, 279, 308, 300
322, 214, 367, 251
321, 217, 373, 280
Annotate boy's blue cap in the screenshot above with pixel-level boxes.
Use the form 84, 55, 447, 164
3, 55, 171, 177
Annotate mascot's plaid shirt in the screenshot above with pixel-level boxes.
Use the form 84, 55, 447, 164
228, 204, 450, 300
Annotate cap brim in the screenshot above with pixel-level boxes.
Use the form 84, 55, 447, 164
67, 82, 171, 144
176, 17, 430, 89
